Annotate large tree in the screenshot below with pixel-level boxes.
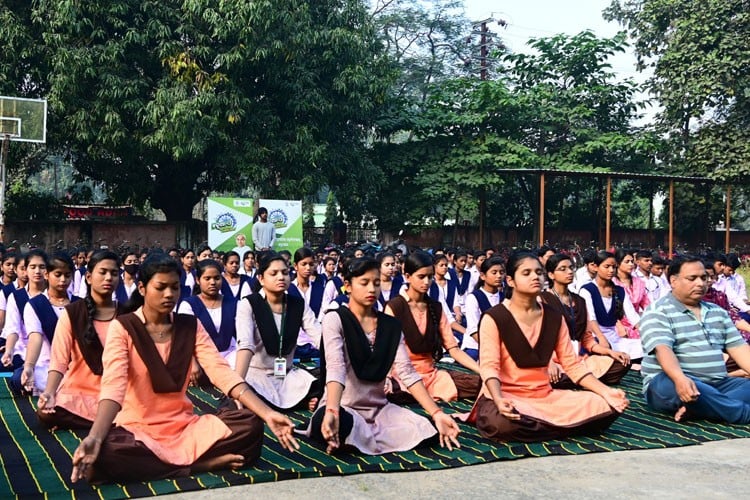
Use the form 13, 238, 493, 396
606, 0, 750, 235
370, 30, 654, 240
19, 0, 391, 220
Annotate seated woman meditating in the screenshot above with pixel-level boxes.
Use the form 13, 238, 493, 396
70, 253, 299, 484
37, 251, 123, 429
305, 257, 460, 454
469, 252, 629, 443
234, 252, 322, 410
385, 251, 481, 402
540, 253, 630, 389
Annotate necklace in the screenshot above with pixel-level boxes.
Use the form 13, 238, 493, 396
551, 288, 575, 319
146, 322, 171, 340
49, 295, 69, 306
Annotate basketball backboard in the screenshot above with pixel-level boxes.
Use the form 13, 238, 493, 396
0, 96, 47, 143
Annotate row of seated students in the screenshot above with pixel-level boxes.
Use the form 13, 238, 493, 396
0, 244, 748, 485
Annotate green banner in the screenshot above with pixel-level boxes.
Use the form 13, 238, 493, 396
207, 197, 255, 252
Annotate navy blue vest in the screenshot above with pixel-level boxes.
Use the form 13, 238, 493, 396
114, 274, 134, 304
378, 274, 404, 308
12, 288, 30, 320
2, 282, 16, 299
581, 282, 625, 327
221, 274, 251, 300
429, 277, 457, 310
450, 268, 472, 295
179, 268, 196, 301
184, 295, 236, 352
472, 289, 495, 313
288, 277, 325, 316
28, 294, 80, 342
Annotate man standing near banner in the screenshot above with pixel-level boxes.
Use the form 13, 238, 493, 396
252, 207, 276, 251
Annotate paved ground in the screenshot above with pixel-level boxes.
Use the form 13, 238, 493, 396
169, 438, 749, 499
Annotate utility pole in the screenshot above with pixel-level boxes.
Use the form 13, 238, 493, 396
477, 20, 489, 249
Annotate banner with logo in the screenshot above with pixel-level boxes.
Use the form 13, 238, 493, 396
207, 197, 255, 252
259, 199, 303, 252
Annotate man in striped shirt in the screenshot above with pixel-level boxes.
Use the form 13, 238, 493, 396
639, 255, 750, 423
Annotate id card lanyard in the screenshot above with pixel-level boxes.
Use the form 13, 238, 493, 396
274, 295, 288, 378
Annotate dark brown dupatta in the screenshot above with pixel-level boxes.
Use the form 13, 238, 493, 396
66, 300, 127, 376
117, 313, 197, 393
484, 304, 561, 368
386, 295, 444, 361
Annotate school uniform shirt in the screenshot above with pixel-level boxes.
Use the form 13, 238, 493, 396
720, 273, 748, 302
429, 277, 459, 322
177, 298, 238, 369
221, 274, 253, 301
320, 277, 345, 321
467, 267, 481, 294
289, 278, 325, 346
23, 291, 72, 393
2, 288, 32, 358
376, 276, 405, 312
634, 268, 669, 303
70, 266, 87, 298
570, 266, 595, 294
235, 291, 321, 409
449, 269, 472, 314
712, 279, 750, 313
462, 288, 502, 351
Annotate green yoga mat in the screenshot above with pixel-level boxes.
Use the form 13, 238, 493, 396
1, 371, 749, 499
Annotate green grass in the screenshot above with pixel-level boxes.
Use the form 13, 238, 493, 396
736, 266, 750, 286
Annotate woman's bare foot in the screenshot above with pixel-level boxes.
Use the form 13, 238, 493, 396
674, 406, 688, 422
191, 454, 245, 474
308, 397, 319, 411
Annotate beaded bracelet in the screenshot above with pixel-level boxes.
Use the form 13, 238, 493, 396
326, 407, 339, 416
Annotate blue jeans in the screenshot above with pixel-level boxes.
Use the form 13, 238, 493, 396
646, 372, 750, 424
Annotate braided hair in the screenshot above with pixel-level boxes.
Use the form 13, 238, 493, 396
83, 250, 120, 345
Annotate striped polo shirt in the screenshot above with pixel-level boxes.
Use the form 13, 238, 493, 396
639, 293, 746, 392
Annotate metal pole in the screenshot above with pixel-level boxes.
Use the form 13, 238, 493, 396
725, 186, 732, 254
0, 134, 10, 243
668, 180, 674, 257
605, 177, 611, 250
476, 21, 489, 249
539, 172, 545, 246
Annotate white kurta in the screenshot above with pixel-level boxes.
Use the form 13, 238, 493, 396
235, 293, 321, 408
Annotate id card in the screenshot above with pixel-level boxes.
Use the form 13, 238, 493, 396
274, 358, 287, 378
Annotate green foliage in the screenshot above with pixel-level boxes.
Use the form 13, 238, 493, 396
5, 180, 61, 220
606, 0, 750, 180
370, 29, 655, 236
0, 0, 393, 220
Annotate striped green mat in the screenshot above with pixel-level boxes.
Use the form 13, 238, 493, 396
2, 371, 750, 499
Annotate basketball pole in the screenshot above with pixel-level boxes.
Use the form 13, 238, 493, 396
0, 133, 9, 243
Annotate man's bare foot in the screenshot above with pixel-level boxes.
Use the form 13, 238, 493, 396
674, 406, 688, 422
308, 397, 319, 411
191, 454, 245, 474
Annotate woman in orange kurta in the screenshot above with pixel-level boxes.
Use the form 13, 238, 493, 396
70, 254, 299, 484
470, 252, 629, 443
37, 250, 122, 429
385, 251, 480, 402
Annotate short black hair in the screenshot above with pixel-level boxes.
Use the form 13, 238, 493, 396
667, 255, 704, 279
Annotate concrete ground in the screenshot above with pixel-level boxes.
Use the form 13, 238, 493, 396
168, 438, 749, 499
